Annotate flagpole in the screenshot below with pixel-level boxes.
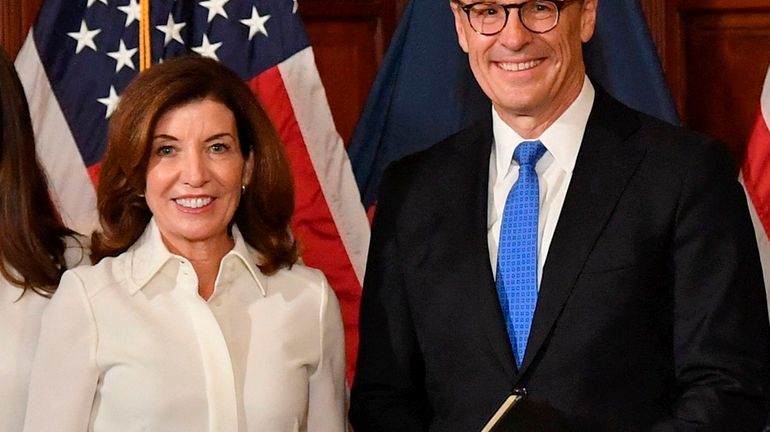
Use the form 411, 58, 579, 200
139, 0, 151, 70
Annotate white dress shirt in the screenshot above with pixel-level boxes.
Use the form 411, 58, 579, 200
0, 238, 87, 432
23, 219, 346, 432
488, 77, 595, 285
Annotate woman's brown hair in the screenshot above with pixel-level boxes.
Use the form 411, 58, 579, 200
92, 55, 297, 274
0, 45, 77, 297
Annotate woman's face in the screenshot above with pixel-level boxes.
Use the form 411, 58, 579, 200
145, 97, 253, 254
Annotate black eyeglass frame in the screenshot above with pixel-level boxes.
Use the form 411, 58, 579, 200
452, 0, 572, 36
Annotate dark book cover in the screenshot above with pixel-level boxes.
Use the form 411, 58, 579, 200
481, 395, 570, 431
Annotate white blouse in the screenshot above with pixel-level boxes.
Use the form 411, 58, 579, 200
23, 220, 346, 432
0, 238, 86, 432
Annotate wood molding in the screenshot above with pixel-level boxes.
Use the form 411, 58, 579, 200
681, 0, 770, 10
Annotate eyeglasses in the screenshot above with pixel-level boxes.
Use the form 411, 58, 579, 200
453, 0, 573, 36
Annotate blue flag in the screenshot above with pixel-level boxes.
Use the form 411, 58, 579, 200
349, 0, 679, 207
583, 0, 679, 125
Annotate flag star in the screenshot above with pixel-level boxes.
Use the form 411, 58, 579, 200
87, 0, 108, 6
107, 40, 138, 72
240, 6, 270, 40
156, 13, 186, 46
118, 0, 141, 27
192, 34, 223, 60
199, 0, 229, 23
97, 86, 120, 119
293, 0, 298, 14
67, 21, 101, 54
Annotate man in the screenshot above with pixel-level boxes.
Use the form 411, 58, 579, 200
349, 0, 770, 430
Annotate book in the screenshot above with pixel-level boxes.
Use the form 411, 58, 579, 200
480, 394, 570, 432
481, 394, 523, 432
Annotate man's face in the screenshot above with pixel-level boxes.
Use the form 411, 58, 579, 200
452, 0, 597, 128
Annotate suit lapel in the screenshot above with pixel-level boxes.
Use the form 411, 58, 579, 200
517, 91, 647, 376
447, 115, 518, 378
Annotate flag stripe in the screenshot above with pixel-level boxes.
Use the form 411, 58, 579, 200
16, 34, 99, 236
279, 49, 369, 285
741, 66, 770, 320
763, 67, 770, 126
743, 113, 770, 233
743, 68, 770, 235
248, 52, 365, 383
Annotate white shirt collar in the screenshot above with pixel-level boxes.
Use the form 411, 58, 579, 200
493, 76, 595, 174
127, 218, 267, 297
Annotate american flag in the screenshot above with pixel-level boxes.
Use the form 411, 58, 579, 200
742, 65, 770, 322
14, 0, 369, 383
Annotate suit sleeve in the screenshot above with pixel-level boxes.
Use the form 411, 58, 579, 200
23, 270, 99, 432
349, 166, 430, 431
306, 277, 346, 432
650, 139, 770, 431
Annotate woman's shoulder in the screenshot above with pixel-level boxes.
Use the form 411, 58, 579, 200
265, 260, 330, 295
240, 238, 326, 288
61, 247, 134, 299
281, 261, 326, 280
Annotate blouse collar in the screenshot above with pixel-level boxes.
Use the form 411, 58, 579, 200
126, 218, 267, 297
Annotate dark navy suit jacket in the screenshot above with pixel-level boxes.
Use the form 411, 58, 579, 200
350, 90, 770, 431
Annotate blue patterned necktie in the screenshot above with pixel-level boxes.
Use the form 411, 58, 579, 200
496, 140, 546, 368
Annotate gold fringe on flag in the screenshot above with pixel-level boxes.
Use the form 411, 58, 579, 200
139, 0, 151, 71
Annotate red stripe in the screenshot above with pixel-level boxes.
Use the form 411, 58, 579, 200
248, 67, 361, 384
87, 162, 102, 187
742, 108, 770, 235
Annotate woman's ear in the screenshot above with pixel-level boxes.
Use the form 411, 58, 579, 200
242, 150, 255, 186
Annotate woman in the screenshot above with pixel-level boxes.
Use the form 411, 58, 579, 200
0, 45, 83, 431
23, 56, 345, 431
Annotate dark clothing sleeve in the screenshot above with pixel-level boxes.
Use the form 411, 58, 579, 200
648, 138, 770, 431
349, 165, 430, 431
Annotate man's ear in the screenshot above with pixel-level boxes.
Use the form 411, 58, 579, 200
451, 2, 470, 53
580, 0, 598, 43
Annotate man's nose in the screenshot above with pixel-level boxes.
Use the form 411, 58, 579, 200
496, 10, 533, 50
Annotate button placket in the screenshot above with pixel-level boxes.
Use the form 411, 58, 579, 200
173, 258, 239, 431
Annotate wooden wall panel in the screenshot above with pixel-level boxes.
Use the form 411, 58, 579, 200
305, 20, 381, 144
300, 0, 403, 144
0, 0, 42, 58
653, 0, 770, 161
683, 10, 770, 157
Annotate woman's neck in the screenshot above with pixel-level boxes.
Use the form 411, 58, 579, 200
161, 233, 235, 301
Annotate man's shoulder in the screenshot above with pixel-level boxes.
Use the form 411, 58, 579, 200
375, 117, 493, 210
591, 89, 719, 154
388, 117, 492, 175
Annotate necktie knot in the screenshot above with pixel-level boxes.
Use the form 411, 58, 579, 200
513, 140, 546, 167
